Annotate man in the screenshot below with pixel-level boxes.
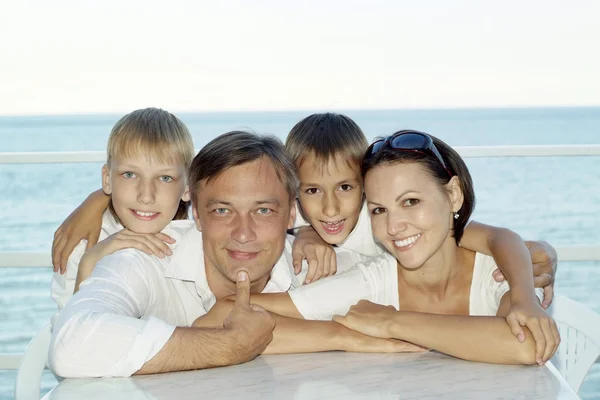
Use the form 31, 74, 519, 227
49, 131, 417, 378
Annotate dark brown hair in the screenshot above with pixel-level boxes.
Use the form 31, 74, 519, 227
285, 113, 368, 170
361, 131, 475, 244
189, 131, 299, 204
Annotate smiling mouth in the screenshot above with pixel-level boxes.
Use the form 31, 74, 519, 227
394, 233, 422, 250
131, 209, 160, 221
227, 250, 259, 261
320, 219, 345, 235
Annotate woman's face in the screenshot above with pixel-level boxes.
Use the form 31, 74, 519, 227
364, 162, 461, 269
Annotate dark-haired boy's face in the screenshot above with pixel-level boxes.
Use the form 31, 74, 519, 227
297, 153, 363, 245
193, 157, 295, 295
365, 162, 461, 270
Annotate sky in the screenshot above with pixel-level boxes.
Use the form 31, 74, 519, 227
1, 0, 599, 115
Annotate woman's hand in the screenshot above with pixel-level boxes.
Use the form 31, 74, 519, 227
505, 298, 560, 365
292, 226, 337, 284
333, 300, 398, 339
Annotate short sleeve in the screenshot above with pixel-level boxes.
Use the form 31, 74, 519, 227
289, 253, 398, 320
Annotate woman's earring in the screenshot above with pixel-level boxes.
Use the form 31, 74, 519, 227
453, 212, 460, 220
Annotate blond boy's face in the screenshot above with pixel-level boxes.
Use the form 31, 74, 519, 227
297, 153, 363, 245
102, 153, 190, 233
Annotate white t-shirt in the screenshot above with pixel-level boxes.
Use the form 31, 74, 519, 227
289, 252, 544, 320
49, 223, 368, 378
293, 201, 385, 257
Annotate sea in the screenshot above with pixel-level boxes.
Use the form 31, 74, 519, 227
0, 107, 599, 399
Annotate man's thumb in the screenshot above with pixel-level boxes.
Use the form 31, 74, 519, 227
235, 271, 250, 306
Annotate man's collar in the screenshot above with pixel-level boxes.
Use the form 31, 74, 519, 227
165, 231, 300, 295
162, 221, 202, 282
263, 235, 303, 292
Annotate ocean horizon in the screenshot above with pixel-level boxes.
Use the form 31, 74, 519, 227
1, 106, 599, 399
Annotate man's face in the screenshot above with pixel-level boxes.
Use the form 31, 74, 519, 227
193, 157, 295, 286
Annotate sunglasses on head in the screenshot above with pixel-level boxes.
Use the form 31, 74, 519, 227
366, 130, 453, 177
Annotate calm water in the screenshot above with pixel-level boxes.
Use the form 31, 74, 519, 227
1, 108, 599, 399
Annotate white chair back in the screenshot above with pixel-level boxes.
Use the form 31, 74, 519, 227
547, 295, 600, 393
14, 323, 52, 400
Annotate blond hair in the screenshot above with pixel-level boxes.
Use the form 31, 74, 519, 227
106, 107, 194, 221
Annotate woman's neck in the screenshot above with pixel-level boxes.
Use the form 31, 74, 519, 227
397, 236, 473, 300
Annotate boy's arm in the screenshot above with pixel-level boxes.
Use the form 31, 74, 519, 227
292, 226, 337, 284
460, 221, 536, 302
53, 189, 109, 273
494, 240, 557, 309
73, 230, 175, 293
460, 221, 559, 356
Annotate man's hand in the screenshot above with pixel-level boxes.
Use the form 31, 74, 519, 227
220, 271, 276, 363
292, 226, 337, 284
493, 240, 557, 309
52, 190, 108, 274
505, 298, 560, 365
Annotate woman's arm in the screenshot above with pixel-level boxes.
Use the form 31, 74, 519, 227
193, 297, 422, 355
333, 296, 555, 365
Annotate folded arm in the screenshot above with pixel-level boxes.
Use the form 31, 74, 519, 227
194, 297, 421, 355
49, 251, 257, 378
333, 295, 540, 365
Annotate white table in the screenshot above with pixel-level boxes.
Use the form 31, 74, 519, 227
43, 352, 580, 399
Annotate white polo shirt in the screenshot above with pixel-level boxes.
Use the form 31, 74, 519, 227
294, 202, 385, 257
289, 252, 544, 320
49, 221, 367, 379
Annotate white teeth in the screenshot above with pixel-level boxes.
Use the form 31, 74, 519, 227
135, 210, 157, 217
322, 220, 343, 226
394, 233, 421, 247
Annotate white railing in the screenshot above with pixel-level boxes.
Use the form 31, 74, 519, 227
1, 145, 600, 165
1, 145, 599, 371
1, 246, 599, 269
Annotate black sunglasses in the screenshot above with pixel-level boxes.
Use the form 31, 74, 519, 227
366, 130, 453, 177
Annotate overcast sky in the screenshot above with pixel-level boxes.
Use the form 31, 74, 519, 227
1, 0, 599, 115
